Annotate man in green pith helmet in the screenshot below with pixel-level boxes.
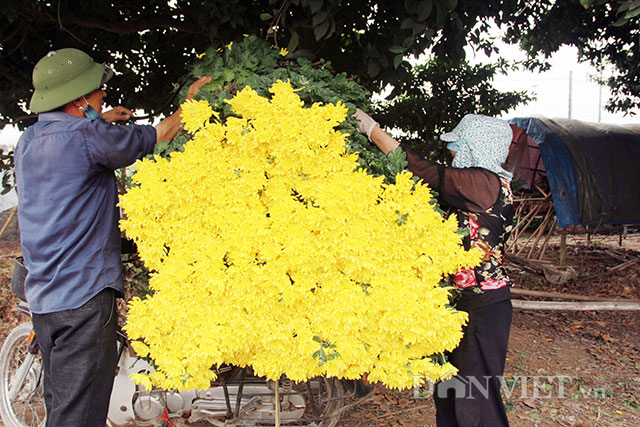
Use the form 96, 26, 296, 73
15, 48, 210, 427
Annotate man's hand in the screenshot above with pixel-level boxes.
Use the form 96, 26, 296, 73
185, 76, 212, 100
155, 75, 213, 143
102, 106, 133, 123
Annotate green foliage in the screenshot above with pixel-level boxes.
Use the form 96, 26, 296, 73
348, 144, 410, 185
312, 335, 341, 367
0, 149, 15, 195
3, 0, 639, 127
456, 227, 470, 237
500, 0, 640, 114
122, 253, 153, 298
395, 210, 410, 226
376, 57, 533, 162
153, 133, 190, 159
169, 36, 408, 182
0, 2, 535, 213
0, 0, 469, 129
582, 0, 640, 27
190, 36, 368, 119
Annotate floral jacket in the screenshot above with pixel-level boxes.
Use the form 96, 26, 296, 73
453, 177, 514, 291
402, 146, 515, 298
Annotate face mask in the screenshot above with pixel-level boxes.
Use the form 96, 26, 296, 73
81, 97, 105, 123
446, 141, 462, 154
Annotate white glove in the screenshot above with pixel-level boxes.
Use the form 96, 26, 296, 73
354, 108, 378, 141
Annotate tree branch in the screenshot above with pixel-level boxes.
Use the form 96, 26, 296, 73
40, 9, 208, 37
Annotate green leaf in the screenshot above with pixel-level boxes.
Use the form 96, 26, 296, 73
314, 19, 330, 40
260, 13, 273, 21
456, 227, 470, 236
401, 17, 415, 30
308, 0, 324, 14
287, 32, 300, 52
312, 11, 329, 26
327, 19, 336, 38
389, 45, 404, 54
395, 210, 409, 226
367, 58, 380, 77
618, 1, 635, 12
287, 49, 314, 59
318, 348, 327, 362
627, 5, 640, 17
579, 0, 594, 8
402, 36, 415, 49
357, 282, 372, 295
393, 54, 403, 69
435, 1, 446, 23
155, 140, 169, 153
405, 0, 418, 14
442, 0, 457, 9
613, 16, 629, 26
417, 0, 433, 21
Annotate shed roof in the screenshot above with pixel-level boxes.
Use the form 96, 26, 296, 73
508, 117, 640, 227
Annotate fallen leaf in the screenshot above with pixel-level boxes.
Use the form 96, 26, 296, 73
600, 332, 612, 342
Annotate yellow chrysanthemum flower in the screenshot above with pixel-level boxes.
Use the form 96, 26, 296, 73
180, 100, 217, 134
121, 81, 481, 391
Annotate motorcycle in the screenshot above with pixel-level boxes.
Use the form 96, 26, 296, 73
1, 258, 372, 427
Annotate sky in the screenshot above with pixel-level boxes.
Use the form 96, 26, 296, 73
478, 42, 640, 125
2, 41, 638, 151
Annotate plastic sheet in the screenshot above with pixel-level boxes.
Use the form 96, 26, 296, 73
508, 117, 640, 227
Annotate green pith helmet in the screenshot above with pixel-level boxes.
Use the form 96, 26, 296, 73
29, 48, 114, 113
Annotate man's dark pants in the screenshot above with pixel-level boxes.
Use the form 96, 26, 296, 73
32, 288, 118, 427
434, 299, 512, 427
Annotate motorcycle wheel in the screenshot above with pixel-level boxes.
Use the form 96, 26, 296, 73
205, 375, 347, 427
298, 377, 346, 427
0, 322, 46, 427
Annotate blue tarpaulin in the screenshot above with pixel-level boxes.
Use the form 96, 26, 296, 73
508, 117, 640, 228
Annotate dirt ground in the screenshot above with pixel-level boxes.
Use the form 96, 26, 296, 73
1, 208, 638, 426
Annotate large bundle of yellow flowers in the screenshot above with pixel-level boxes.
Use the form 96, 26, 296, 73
120, 81, 481, 391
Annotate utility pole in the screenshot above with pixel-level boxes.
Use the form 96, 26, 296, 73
598, 69, 603, 123
568, 70, 573, 119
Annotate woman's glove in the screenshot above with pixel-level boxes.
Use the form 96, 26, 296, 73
354, 108, 378, 141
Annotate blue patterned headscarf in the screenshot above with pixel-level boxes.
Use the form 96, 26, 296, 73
440, 114, 513, 181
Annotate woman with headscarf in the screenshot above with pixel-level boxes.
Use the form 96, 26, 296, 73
355, 110, 514, 427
